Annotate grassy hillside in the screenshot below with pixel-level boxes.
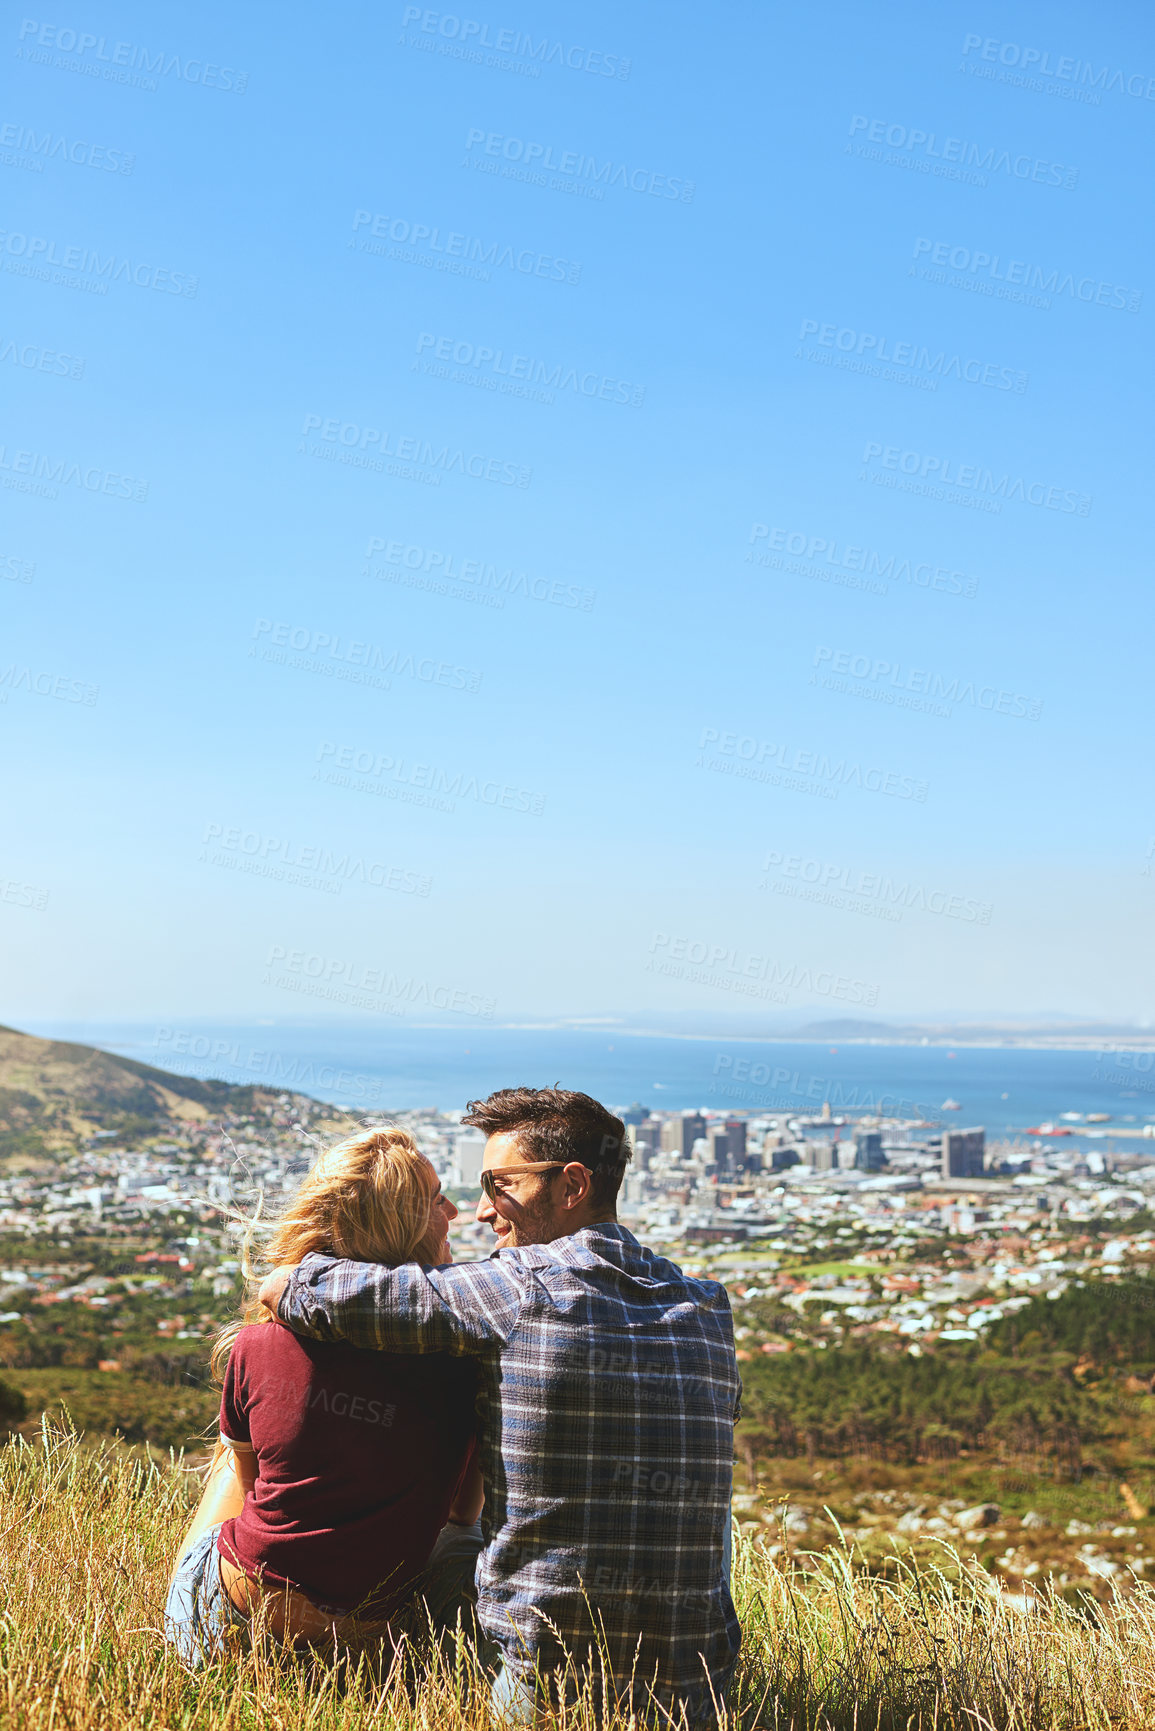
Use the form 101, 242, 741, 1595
0, 1023, 311, 1163
5, 1424, 1155, 1731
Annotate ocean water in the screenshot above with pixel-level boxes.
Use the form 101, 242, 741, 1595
26, 1019, 1155, 1144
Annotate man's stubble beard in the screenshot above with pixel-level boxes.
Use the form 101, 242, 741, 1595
500, 1192, 558, 1247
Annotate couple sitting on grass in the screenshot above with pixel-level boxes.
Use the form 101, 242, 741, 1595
165, 1086, 741, 1727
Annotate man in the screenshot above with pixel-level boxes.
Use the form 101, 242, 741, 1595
260, 1087, 741, 1724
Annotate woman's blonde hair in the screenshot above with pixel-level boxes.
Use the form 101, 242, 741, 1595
210, 1126, 441, 1382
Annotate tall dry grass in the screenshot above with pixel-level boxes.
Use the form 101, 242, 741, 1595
3, 1420, 1155, 1729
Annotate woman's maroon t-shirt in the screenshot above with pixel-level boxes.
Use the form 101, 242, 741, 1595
217, 1322, 476, 1614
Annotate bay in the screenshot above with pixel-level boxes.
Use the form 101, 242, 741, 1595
25, 1019, 1155, 1144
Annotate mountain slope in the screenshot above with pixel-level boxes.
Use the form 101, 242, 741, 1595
0, 1024, 302, 1163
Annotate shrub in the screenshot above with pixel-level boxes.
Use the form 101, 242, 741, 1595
0, 1373, 27, 1424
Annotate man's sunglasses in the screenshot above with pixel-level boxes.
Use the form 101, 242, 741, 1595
479, 1161, 586, 1202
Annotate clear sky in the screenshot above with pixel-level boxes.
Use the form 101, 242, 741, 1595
2, 0, 1153, 1032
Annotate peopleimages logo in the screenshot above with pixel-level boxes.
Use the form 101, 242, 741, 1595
155, 1028, 395, 1104
399, 8, 631, 79
911, 239, 1141, 313
0, 119, 134, 173
464, 128, 695, 201
1, 335, 85, 379
812, 646, 1043, 721
760, 851, 992, 925
300, 413, 531, 489
264, 946, 496, 1020
0, 662, 98, 705
0, 550, 35, 583
710, 1055, 928, 1118
15, 20, 248, 92
414, 332, 645, 407
200, 823, 431, 897
960, 34, 1155, 101
860, 441, 1091, 517
314, 742, 547, 817
352, 209, 582, 286
798, 318, 1027, 392
695, 728, 928, 803
0, 442, 147, 502
0, 874, 48, 910
364, 536, 595, 613
647, 933, 880, 1008
0, 228, 197, 296
747, 525, 977, 599
846, 115, 1079, 189
251, 618, 483, 694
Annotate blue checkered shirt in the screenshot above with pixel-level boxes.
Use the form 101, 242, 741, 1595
278, 1224, 741, 1698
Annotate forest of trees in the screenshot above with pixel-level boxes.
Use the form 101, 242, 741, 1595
737, 1279, 1155, 1471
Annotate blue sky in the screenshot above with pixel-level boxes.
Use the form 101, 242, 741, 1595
2, 0, 1153, 1032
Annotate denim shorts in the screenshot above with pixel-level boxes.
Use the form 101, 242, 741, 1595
164, 1519, 486, 1667
164, 1525, 250, 1668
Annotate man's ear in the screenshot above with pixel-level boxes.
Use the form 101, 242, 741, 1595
560, 1162, 593, 1210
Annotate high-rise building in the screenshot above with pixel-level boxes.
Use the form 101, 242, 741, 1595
661, 1113, 706, 1158
942, 1127, 985, 1179
454, 1130, 487, 1187
723, 1119, 747, 1170
854, 1129, 885, 1172
625, 1125, 651, 1171
809, 1141, 838, 1172
706, 1125, 730, 1174
636, 1116, 664, 1170
621, 1168, 647, 1209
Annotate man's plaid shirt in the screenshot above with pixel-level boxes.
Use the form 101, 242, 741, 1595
278, 1224, 741, 1697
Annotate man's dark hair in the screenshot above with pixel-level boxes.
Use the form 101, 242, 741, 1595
462, 1087, 631, 1213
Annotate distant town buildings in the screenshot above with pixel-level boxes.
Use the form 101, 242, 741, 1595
0, 1081, 1153, 1397
1, 1080, 1154, 1353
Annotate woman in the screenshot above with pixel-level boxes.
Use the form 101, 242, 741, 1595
164, 1126, 482, 1665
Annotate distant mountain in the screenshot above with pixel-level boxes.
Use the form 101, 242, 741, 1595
0, 1023, 312, 1166
783, 1017, 1154, 1047
792, 1020, 904, 1039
